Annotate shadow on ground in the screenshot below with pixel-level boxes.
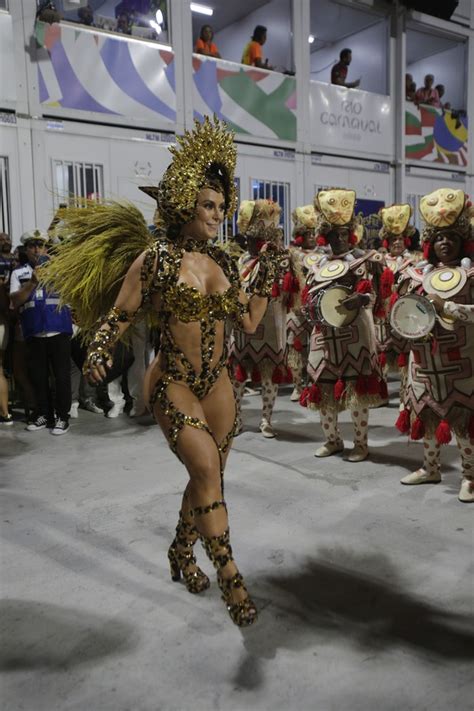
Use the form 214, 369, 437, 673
234, 548, 474, 690
0, 599, 139, 671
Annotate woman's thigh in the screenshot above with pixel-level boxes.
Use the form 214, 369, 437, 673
201, 371, 236, 458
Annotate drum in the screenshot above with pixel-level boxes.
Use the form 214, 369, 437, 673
390, 294, 436, 340
309, 284, 358, 328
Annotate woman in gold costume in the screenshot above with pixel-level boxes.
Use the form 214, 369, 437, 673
42, 118, 277, 626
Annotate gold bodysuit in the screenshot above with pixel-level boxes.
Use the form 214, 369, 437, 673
142, 238, 246, 459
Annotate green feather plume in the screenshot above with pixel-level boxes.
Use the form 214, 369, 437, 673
40, 199, 155, 340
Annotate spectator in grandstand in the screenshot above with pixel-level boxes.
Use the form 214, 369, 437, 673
405, 73, 417, 101
415, 74, 440, 106
331, 48, 360, 89
77, 4, 95, 26
195, 24, 221, 58
116, 12, 132, 34
242, 25, 274, 70
435, 84, 451, 111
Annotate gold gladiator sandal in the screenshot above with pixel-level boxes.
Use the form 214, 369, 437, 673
168, 512, 210, 594
193, 501, 258, 627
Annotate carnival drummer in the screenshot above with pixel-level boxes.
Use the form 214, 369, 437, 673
300, 188, 385, 462
393, 188, 474, 503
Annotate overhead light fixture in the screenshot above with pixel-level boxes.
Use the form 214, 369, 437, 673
190, 3, 213, 16
308, 34, 315, 43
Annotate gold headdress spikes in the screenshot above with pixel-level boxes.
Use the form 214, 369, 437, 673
143, 116, 237, 227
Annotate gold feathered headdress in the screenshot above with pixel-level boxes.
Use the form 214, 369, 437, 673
141, 116, 237, 227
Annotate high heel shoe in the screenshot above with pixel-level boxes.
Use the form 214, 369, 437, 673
193, 501, 258, 627
167, 513, 210, 594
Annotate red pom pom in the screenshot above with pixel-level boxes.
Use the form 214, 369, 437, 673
380, 267, 395, 299
404, 236, 411, 248
367, 374, 380, 395
301, 285, 310, 305
316, 235, 327, 247
308, 383, 322, 404
435, 419, 452, 445
235, 364, 247, 383
334, 378, 345, 401
466, 200, 472, 208
410, 416, 425, 440
293, 337, 303, 352
397, 352, 408, 367
389, 292, 399, 308
349, 232, 358, 245
423, 242, 431, 259
294, 236, 304, 247
355, 374, 367, 395
251, 367, 261, 384
468, 415, 474, 440
379, 352, 387, 367
374, 305, 386, 319
395, 409, 411, 434
299, 386, 310, 407
271, 282, 280, 298
285, 366, 293, 384
356, 279, 372, 294
282, 271, 293, 292
272, 367, 283, 384
380, 379, 389, 400
382, 239, 389, 249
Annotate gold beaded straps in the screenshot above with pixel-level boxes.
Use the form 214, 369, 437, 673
83, 306, 139, 374
247, 251, 278, 298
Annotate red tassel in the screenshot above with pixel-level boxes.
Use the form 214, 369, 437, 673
367, 374, 380, 395
410, 416, 425, 440
348, 232, 358, 245
308, 383, 322, 404
465, 241, 474, 254
468, 415, 474, 440
374, 305, 386, 319
389, 292, 399, 308
395, 409, 411, 434
272, 367, 283, 384
293, 337, 303, 352
334, 378, 345, 400
355, 374, 367, 395
423, 242, 431, 259
379, 352, 387, 368
299, 386, 310, 407
235, 364, 247, 383
380, 267, 395, 299
301, 285, 310, 304
316, 234, 327, 246
282, 271, 293, 292
251, 367, 261, 384
435, 419, 452, 445
294, 235, 304, 247
285, 366, 293, 384
271, 282, 280, 298
286, 294, 294, 310
382, 238, 389, 249
356, 279, 372, 294
397, 352, 408, 367
291, 276, 300, 293
380, 379, 388, 400
404, 236, 411, 248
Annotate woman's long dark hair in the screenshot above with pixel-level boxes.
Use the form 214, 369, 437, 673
199, 24, 213, 40
252, 25, 267, 42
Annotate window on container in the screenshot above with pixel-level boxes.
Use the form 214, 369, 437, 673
0, 156, 11, 235
52, 159, 104, 209
251, 179, 291, 245
0, 1, 10, 11
219, 177, 240, 244
58, 0, 171, 46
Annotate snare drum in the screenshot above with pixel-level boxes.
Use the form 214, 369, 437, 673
390, 294, 436, 340
309, 284, 358, 328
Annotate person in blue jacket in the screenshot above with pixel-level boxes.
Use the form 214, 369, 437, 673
10, 230, 72, 434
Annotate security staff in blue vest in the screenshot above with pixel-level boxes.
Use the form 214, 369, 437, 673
10, 230, 73, 434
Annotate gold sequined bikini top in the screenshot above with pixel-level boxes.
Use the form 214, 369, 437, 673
141, 238, 245, 325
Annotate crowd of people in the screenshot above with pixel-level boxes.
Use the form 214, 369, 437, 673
2, 117, 473, 630
405, 72, 451, 110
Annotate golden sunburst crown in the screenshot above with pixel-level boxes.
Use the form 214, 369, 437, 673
153, 116, 237, 227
